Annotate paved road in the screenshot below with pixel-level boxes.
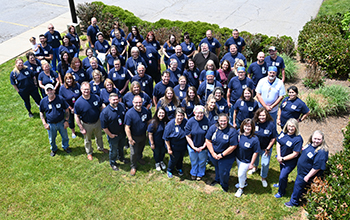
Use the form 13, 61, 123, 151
0, 0, 322, 43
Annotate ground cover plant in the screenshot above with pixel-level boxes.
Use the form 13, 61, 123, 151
0, 57, 303, 219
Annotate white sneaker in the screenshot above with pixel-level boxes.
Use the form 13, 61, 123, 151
235, 182, 248, 189
155, 163, 161, 171
248, 167, 257, 175
262, 179, 268, 188
160, 161, 166, 170
235, 188, 243, 198
72, 133, 77, 139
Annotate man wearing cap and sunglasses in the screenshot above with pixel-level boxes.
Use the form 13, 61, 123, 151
40, 84, 71, 157
265, 46, 286, 82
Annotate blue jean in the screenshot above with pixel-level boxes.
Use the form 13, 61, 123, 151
52, 47, 60, 71
254, 147, 272, 178
209, 153, 235, 192
289, 175, 308, 206
229, 105, 234, 125
187, 145, 208, 177
151, 141, 167, 163
47, 120, 69, 151
278, 162, 297, 195
167, 150, 186, 173
107, 133, 126, 166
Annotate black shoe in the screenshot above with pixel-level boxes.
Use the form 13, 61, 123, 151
120, 158, 130, 164
138, 159, 146, 165
210, 180, 219, 186
50, 150, 57, 157
64, 147, 72, 153
29, 113, 34, 118
111, 165, 119, 171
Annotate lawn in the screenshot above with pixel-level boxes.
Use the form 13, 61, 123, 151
0, 57, 303, 219
318, 0, 350, 16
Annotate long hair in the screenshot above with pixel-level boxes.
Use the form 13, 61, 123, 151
146, 31, 157, 43
220, 59, 232, 72
62, 35, 72, 46
184, 86, 200, 107
253, 107, 273, 124
167, 34, 177, 47
204, 60, 217, 71
60, 51, 72, 73
160, 87, 179, 108
148, 106, 170, 133
64, 73, 77, 89
13, 58, 27, 75
70, 57, 82, 70
185, 58, 197, 71
239, 118, 256, 138
205, 94, 218, 118
307, 130, 329, 153
128, 26, 141, 42
282, 118, 300, 136
239, 87, 254, 102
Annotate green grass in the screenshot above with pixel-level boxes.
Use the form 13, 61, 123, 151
280, 53, 298, 82
0, 57, 303, 219
318, 0, 350, 17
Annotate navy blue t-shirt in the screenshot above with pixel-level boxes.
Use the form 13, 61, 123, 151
45, 30, 61, 48
74, 94, 102, 123
37, 44, 53, 58
255, 120, 277, 150
277, 132, 303, 166
100, 88, 121, 105
174, 84, 188, 102
131, 74, 154, 98
142, 40, 161, 51
280, 97, 309, 128
124, 107, 151, 136
183, 68, 200, 89
228, 76, 255, 104
205, 124, 239, 158
111, 37, 127, 54
24, 60, 42, 77
297, 144, 329, 177
86, 65, 107, 79
220, 52, 247, 67
199, 37, 221, 54
207, 110, 219, 127
199, 69, 221, 82
233, 98, 259, 122
123, 92, 151, 110
38, 70, 58, 87
180, 41, 196, 56
110, 28, 126, 38
66, 32, 80, 49
126, 33, 144, 48
139, 46, 160, 73
106, 54, 125, 69
147, 120, 166, 148
185, 116, 209, 147
216, 98, 229, 114
163, 118, 188, 151
264, 56, 285, 78
89, 80, 104, 96
59, 83, 81, 107
58, 45, 77, 59
66, 68, 89, 84
108, 66, 131, 92
167, 67, 183, 86
10, 68, 36, 92
39, 95, 69, 123
87, 25, 100, 46
247, 61, 268, 86
169, 53, 188, 73
100, 103, 126, 135
224, 36, 246, 53
94, 40, 110, 53
153, 81, 175, 101
157, 100, 177, 120
125, 56, 148, 76
197, 80, 222, 104
236, 134, 260, 163
181, 99, 197, 119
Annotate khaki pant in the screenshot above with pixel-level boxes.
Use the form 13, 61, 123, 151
82, 119, 104, 154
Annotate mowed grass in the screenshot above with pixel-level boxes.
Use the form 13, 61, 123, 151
0, 57, 303, 219
318, 0, 350, 17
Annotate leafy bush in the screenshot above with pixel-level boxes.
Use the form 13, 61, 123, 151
304, 120, 350, 219
79, 35, 87, 41
303, 62, 325, 89
303, 85, 350, 118
280, 53, 298, 82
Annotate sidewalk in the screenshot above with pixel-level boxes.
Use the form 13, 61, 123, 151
0, 12, 72, 65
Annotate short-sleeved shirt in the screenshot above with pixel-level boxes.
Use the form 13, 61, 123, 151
163, 118, 188, 151
181, 99, 197, 119
59, 83, 81, 107
220, 52, 247, 67
111, 37, 128, 54
125, 56, 148, 76
58, 45, 77, 59
40, 95, 69, 123
163, 42, 176, 64
142, 40, 161, 51
216, 98, 229, 114
89, 81, 105, 96
277, 132, 303, 166
197, 80, 222, 104
297, 144, 329, 177
169, 53, 188, 73
66, 32, 80, 49
94, 40, 110, 54
256, 77, 286, 113
87, 25, 100, 46
233, 98, 259, 122
108, 66, 131, 92
185, 116, 209, 147
100, 103, 126, 135
207, 110, 219, 127
10, 68, 36, 92
100, 88, 121, 105
264, 56, 285, 78
66, 68, 89, 84
224, 36, 246, 53
236, 134, 260, 163
124, 107, 151, 136
74, 94, 102, 123
183, 68, 200, 89
45, 30, 61, 48
247, 61, 268, 86
199, 69, 221, 82
126, 33, 144, 48
24, 60, 42, 77
110, 28, 126, 39
153, 81, 175, 101
86, 65, 107, 79
130, 74, 153, 98
167, 67, 183, 86
174, 84, 188, 102
255, 120, 277, 149
36, 44, 53, 58
106, 54, 125, 69
157, 100, 177, 120
139, 46, 160, 73
147, 120, 165, 148
205, 124, 239, 158
123, 92, 151, 110
38, 70, 58, 87
280, 97, 309, 128
199, 37, 221, 54
180, 41, 196, 57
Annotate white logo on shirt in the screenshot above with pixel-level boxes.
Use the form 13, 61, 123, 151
264, 129, 270, 134
248, 107, 254, 111
244, 142, 251, 148
223, 134, 229, 140
307, 152, 314, 158
121, 73, 125, 78
141, 114, 147, 122
48, 104, 52, 109
286, 141, 292, 147
279, 133, 284, 139
255, 126, 259, 131
175, 127, 179, 133
93, 101, 98, 106
214, 116, 218, 121
202, 125, 208, 130
242, 85, 247, 89
56, 103, 61, 108
219, 106, 224, 110
291, 105, 297, 110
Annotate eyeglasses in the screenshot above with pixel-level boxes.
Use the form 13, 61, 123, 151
48, 27, 54, 30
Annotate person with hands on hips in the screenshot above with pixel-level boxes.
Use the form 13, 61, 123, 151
274, 118, 303, 198
206, 113, 238, 192
185, 105, 209, 181
284, 130, 329, 207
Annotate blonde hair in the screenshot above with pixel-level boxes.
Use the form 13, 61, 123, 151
282, 118, 300, 136
308, 130, 329, 153
233, 59, 245, 74
13, 58, 27, 74
205, 94, 218, 118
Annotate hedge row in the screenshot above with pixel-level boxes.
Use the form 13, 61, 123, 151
76, 2, 295, 62
298, 14, 350, 79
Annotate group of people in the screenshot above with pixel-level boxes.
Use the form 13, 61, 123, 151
10, 17, 329, 207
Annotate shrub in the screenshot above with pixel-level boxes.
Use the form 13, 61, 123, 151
280, 53, 298, 82
79, 35, 87, 41
304, 85, 350, 119
303, 62, 325, 89
304, 120, 350, 219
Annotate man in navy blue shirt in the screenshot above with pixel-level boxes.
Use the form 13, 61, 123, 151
265, 46, 286, 82
87, 17, 100, 56
153, 70, 174, 107
125, 95, 151, 175
36, 34, 53, 63
169, 45, 188, 73
131, 65, 154, 98
40, 84, 71, 157
248, 52, 268, 87
45, 24, 61, 71
224, 29, 246, 53
136, 42, 161, 83
220, 44, 247, 67
198, 30, 221, 56
100, 93, 128, 171
74, 82, 109, 161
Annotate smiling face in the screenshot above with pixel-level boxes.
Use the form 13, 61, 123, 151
287, 124, 296, 135
188, 60, 194, 70
113, 60, 121, 70
243, 89, 251, 101
165, 90, 173, 100
243, 123, 252, 134
16, 59, 24, 70
206, 30, 213, 40
81, 84, 91, 97
232, 30, 239, 39
258, 110, 267, 123
312, 132, 323, 147
133, 84, 140, 95
230, 45, 238, 55
194, 110, 204, 121
214, 90, 222, 101
106, 82, 113, 92
66, 77, 73, 86
237, 70, 246, 80
188, 89, 195, 99
175, 112, 184, 124
110, 47, 117, 56
62, 53, 69, 62
218, 115, 228, 129
208, 98, 216, 110
157, 109, 165, 120
288, 89, 297, 100
222, 61, 229, 71
162, 73, 170, 84
110, 95, 119, 108
90, 60, 97, 69
133, 96, 142, 111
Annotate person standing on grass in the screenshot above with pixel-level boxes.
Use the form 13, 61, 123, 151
284, 130, 329, 208
124, 95, 152, 176
40, 84, 71, 157
74, 82, 109, 161
100, 93, 129, 172
265, 46, 285, 82
44, 24, 61, 71
87, 17, 100, 56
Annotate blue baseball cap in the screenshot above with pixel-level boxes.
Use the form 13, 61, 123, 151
206, 70, 214, 76
237, 67, 245, 72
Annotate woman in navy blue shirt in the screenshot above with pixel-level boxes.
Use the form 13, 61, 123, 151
95, 32, 110, 65
123, 81, 151, 111
109, 21, 126, 41
199, 60, 221, 83
162, 34, 177, 67
127, 26, 144, 57
38, 61, 60, 96
277, 86, 310, 129
57, 51, 71, 84
183, 59, 200, 89
174, 76, 188, 102
59, 73, 81, 138
181, 86, 200, 119
24, 52, 42, 95
157, 87, 180, 120
206, 113, 238, 192
66, 25, 80, 57
285, 130, 329, 207
108, 59, 130, 95
10, 58, 41, 117
213, 87, 229, 114
89, 69, 105, 96
111, 30, 127, 61
100, 78, 120, 107
274, 118, 303, 198
142, 31, 161, 51
148, 107, 170, 171
232, 87, 259, 129
251, 108, 277, 187
58, 35, 77, 59
185, 105, 209, 180
106, 45, 125, 72
205, 94, 219, 127
180, 32, 196, 58
67, 57, 89, 84
235, 118, 260, 197
163, 108, 188, 178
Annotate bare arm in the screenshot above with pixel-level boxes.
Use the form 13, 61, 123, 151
249, 152, 259, 169
165, 140, 172, 155
120, 79, 130, 94
40, 112, 50, 130
148, 132, 155, 150
153, 96, 158, 108
227, 88, 232, 108
125, 125, 135, 145
74, 113, 86, 135
12, 85, 19, 93
304, 168, 320, 182
281, 69, 285, 83
232, 109, 238, 128
103, 127, 116, 138
299, 111, 310, 122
